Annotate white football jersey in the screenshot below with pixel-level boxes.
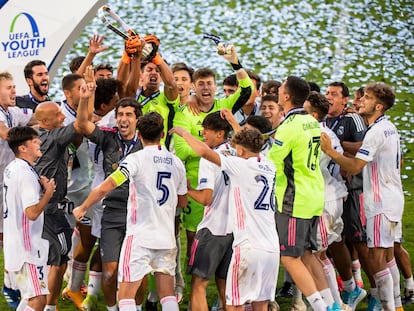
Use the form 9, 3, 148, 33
88, 110, 117, 187
119, 145, 187, 249
356, 117, 404, 221
3, 158, 49, 271
196, 142, 234, 235
0, 107, 33, 185
0, 107, 33, 228
220, 154, 279, 252
320, 123, 348, 201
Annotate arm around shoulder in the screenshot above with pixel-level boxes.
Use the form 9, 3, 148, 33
169, 126, 221, 166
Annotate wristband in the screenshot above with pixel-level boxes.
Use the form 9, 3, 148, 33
231, 61, 243, 71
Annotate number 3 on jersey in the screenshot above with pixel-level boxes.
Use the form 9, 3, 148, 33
157, 171, 171, 205
307, 136, 321, 171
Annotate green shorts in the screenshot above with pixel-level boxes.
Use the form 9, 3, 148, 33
181, 162, 204, 232
181, 197, 204, 232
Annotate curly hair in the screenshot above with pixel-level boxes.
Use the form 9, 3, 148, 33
231, 128, 264, 153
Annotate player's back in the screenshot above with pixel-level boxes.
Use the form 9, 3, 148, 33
221, 155, 279, 252
120, 145, 187, 248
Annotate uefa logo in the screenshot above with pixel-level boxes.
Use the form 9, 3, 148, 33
1, 12, 47, 59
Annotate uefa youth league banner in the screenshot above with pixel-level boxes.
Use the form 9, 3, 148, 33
0, 0, 105, 94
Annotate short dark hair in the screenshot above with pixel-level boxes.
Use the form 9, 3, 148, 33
306, 91, 330, 121
328, 81, 349, 97
193, 68, 216, 83
261, 94, 279, 105
69, 56, 86, 73
285, 76, 310, 107
95, 78, 119, 111
245, 115, 272, 134
137, 112, 164, 141
202, 111, 232, 138
94, 63, 113, 74
7, 126, 39, 155
223, 74, 238, 87
140, 60, 161, 72
172, 62, 194, 82
262, 80, 281, 96
355, 86, 365, 98
308, 81, 321, 93
231, 127, 263, 153
62, 73, 83, 91
364, 82, 395, 111
115, 97, 142, 119
24, 60, 46, 79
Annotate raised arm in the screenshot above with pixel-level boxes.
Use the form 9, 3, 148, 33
144, 34, 178, 102
75, 34, 108, 76
169, 126, 221, 166
74, 82, 97, 135
83, 65, 96, 119
120, 34, 145, 98
217, 44, 253, 112
218, 43, 248, 81
220, 108, 241, 132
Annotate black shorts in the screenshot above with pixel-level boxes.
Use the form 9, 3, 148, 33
187, 228, 233, 280
275, 211, 318, 257
342, 189, 367, 242
100, 222, 126, 263
42, 208, 72, 266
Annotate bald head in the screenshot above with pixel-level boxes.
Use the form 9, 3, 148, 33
35, 101, 65, 130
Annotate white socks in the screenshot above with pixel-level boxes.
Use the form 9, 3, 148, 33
374, 268, 395, 310
69, 260, 87, 292
306, 292, 327, 311
87, 270, 102, 296
160, 296, 179, 311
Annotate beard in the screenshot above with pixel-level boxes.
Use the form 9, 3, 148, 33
33, 81, 49, 96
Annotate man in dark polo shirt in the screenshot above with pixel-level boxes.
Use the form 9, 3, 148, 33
34, 83, 93, 311
76, 93, 144, 311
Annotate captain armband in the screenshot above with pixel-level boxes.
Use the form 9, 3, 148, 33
109, 166, 129, 186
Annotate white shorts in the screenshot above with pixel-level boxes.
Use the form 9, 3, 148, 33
9, 263, 49, 300
225, 243, 279, 306
367, 214, 397, 248
394, 221, 402, 243
316, 199, 344, 251
91, 202, 104, 238
118, 234, 177, 283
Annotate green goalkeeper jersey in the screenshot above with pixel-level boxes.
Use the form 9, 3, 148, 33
137, 91, 180, 149
267, 108, 324, 219
173, 75, 253, 171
